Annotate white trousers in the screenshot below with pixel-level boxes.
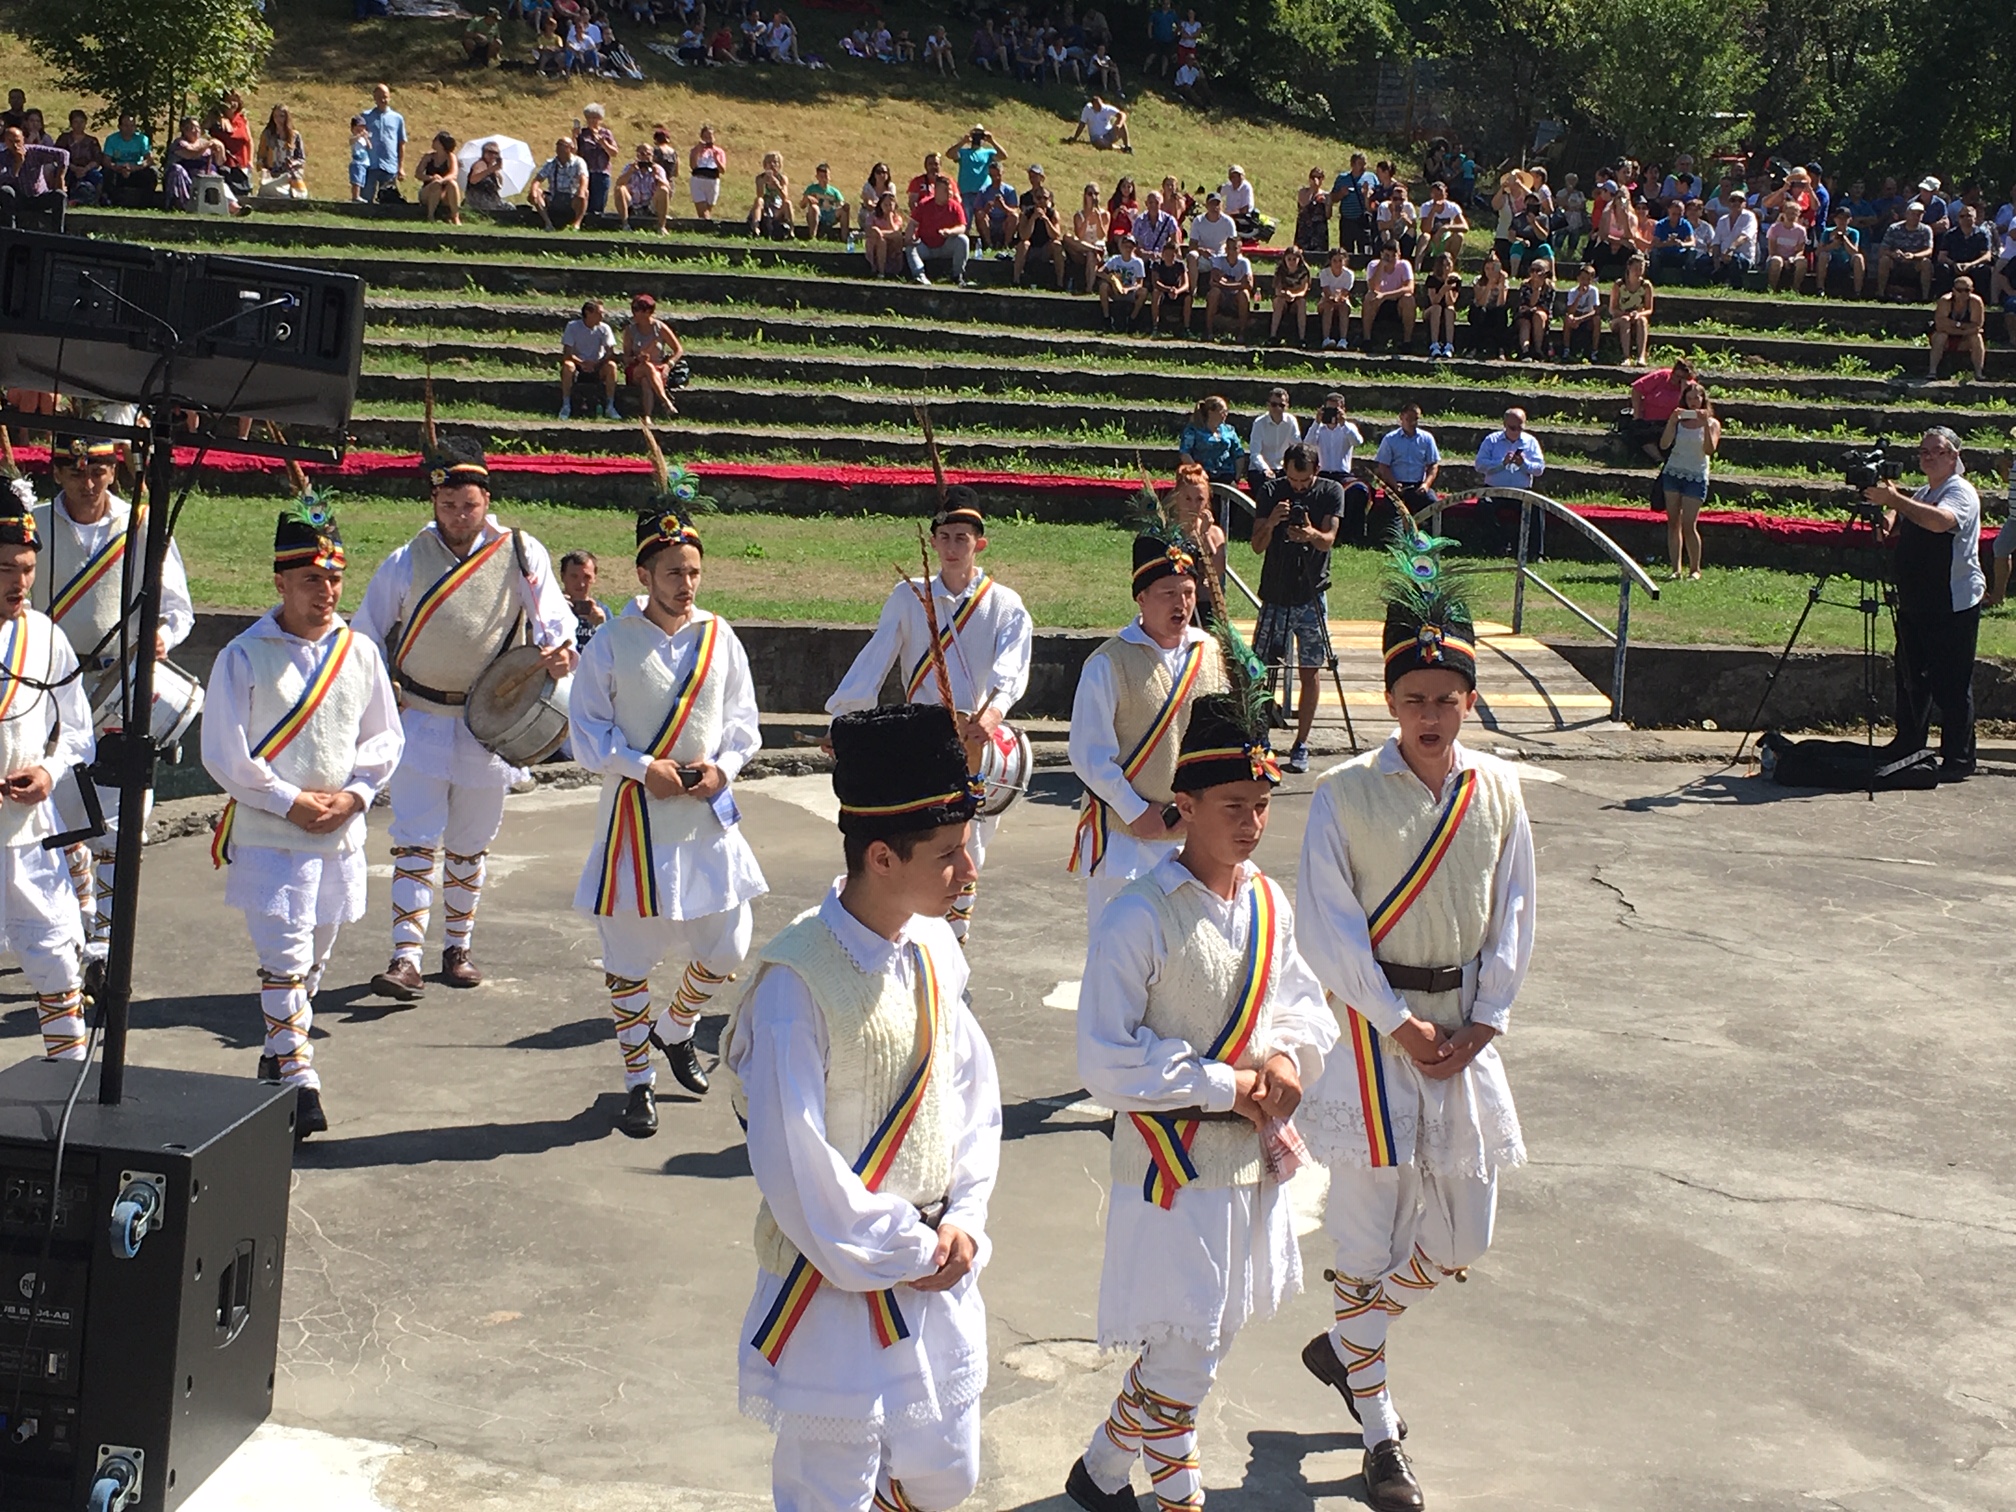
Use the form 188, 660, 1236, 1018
597, 906, 752, 1088
771, 1396, 981, 1512
1082, 1335, 1225, 1507
238, 854, 358, 1091
386, 766, 509, 961
1, 841, 86, 1059
946, 812, 1000, 943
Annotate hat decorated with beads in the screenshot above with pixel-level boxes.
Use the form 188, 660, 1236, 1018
274, 495, 344, 573
55, 437, 121, 468
0, 478, 39, 550
830, 704, 981, 841
1131, 528, 1199, 595
635, 422, 716, 563
1174, 693, 1280, 791
635, 504, 703, 562
1380, 506, 1475, 688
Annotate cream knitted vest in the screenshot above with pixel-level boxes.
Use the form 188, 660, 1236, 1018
1086, 634, 1227, 806
742, 913, 953, 1279
1109, 872, 1289, 1196
227, 629, 378, 855
1317, 751, 1521, 1030
31, 496, 132, 658
394, 527, 522, 712
592, 610, 729, 858
0, 611, 61, 850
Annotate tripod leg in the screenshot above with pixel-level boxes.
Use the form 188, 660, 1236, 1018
1329, 657, 1359, 753
1736, 574, 1829, 761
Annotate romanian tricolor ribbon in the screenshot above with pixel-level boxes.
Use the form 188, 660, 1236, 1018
751, 941, 943, 1364
210, 628, 356, 868
591, 615, 721, 916
46, 517, 133, 625
1173, 741, 1282, 783
1340, 767, 1479, 1166
0, 615, 32, 726
903, 576, 991, 700
391, 530, 513, 670
1130, 874, 1278, 1208
1068, 641, 1205, 876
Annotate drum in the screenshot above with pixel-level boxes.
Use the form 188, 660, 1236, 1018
90, 658, 204, 749
465, 645, 572, 765
972, 719, 1032, 817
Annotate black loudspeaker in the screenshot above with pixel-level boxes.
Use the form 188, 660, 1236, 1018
0, 227, 365, 432
0, 1060, 296, 1511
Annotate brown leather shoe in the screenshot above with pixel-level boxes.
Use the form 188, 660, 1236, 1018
440, 947, 484, 988
370, 957, 426, 1001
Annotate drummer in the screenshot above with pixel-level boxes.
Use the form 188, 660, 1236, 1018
825, 488, 1032, 944
568, 502, 767, 1138
351, 436, 577, 999
31, 437, 194, 992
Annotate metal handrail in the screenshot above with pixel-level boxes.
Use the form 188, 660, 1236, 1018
1429, 488, 1660, 723
1208, 481, 1263, 614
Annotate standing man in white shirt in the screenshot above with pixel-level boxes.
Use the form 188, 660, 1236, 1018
1246, 387, 1301, 487
1473, 407, 1549, 557
828, 491, 1033, 943
559, 298, 622, 420
202, 502, 404, 1137
1066, 532, 1225, 929
352, 437, 578, 999
570, 501, 767, 1136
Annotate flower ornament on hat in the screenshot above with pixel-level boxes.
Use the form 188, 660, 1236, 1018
273, 494, 345, 574
1130, 527, 1200, 594
931, 483, 986, 533
635, 422, 718, 563
1380, 505, 1476, 689
56, 437, 121, 468
0, 481, 38, 549
1174, 608, 1277, 791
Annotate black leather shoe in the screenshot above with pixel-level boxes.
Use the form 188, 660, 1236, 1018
1302, 1333, 1407, 1440
1065, 1457, 1142, 1512
1939, 760, 1975, 782
257, 1054, 279, 1082
294, 1088, 329, 1142
619, 1084, 659, 1138
652, 1029, 710, 1095
1362, 1439, 1424, 1512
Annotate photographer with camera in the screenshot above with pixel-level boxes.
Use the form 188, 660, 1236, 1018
1250, 442, 1343, 773
1861, 427, 1984, 780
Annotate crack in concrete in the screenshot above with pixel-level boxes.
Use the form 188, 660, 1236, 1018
1589, 869, 1638, 917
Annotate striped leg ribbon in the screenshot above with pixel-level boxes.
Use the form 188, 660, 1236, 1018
64, 842, 94, 916
257, 970, 316, 1086
660, 960, 731, 1036
1329, 1269, 1404, 1449
37, 990, 87, 1061
1136, 1378, 1203, 1512
1383, 1246, 1442, 1310
389, 846, 437, 961
1101, 1359, 1152, 1460
442, 849, 486, 952
88, 847, 117, 949
871, 1480, 920, 1512
607, 974, 655, 1088
945, 878, 978, 943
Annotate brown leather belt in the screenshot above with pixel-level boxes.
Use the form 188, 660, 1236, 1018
1380, 960, 1464, 994
1160, 1107, 1253, 1124
394, 668, 468, 707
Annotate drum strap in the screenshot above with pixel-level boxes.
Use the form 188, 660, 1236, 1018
210, 628, 356, 869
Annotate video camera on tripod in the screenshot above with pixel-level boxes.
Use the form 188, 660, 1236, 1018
1842, 437, 1905, 492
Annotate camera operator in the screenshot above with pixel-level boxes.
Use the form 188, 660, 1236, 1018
1250, 442, 1343, 773
1864, 426, 1984, 779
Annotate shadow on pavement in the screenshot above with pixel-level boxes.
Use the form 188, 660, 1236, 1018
297, 1093, 628, 1167
662, 1143, 753, 1179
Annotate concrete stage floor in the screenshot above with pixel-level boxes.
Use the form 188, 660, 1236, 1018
5, 754, 2011, 1512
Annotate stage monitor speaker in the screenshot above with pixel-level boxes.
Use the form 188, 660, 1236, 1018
0, 1060, 296, 1511
0, 227, 365, 432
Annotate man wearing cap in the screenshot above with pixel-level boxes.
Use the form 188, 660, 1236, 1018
1066, 533, 1227, 929
1185, 190, 1237, 302
721, 702, 1002, 1512
1064, 681, 1335, 1512
1093, 232, 1148, 328
202, 501, 404, 1139
1293, 525, 1536, 1512
0, 481, 94, 1065
948, 124, 1005, 223
827, 489, 1032, 944
352, 437, 577, 999
571, 499, 767, 1137
1877, 200, 1936, 300
32, 439, 194, 982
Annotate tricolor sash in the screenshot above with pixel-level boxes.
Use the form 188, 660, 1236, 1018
750, 941, 943, 1365
591, 615, 721, 917
0, 616, 33, 725
903, 576, 991, 699
1341, 767, 1477, 1166
210, 629, 357, 868
390, 530, 515, 671
1067, 641, 1205, 876
1129, 874, 1278, 1208
46, 516, 134, 627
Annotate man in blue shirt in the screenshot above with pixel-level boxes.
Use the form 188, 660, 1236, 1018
361, 82, 405, 204
1820, 205, 1865, 296
1331, 152, 1377, 255
1146, 0, 1177, 75
1474, 408, 1548, 556
974, 159, 1018, 251
1373, 403, 1441, 531
1649, 200, 1695, 275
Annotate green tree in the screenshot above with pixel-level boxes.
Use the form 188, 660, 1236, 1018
1205, 0, 1401, 125
15, 0, 272, 137
1570, 0, 1755, 161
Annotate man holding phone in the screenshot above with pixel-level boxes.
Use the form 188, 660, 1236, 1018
568, 502, 768, 1137
1251, 442, 1344, 773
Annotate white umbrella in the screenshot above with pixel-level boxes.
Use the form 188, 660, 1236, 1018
458, 135, 537, 198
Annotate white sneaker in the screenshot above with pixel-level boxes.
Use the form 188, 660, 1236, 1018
604, 402, 621, 420
1322, 338, 1336, 350
557, 401, 572, 419
1335, 336, 1348, 351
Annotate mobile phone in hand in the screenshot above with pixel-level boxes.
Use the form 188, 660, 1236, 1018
678, 765, 705, 788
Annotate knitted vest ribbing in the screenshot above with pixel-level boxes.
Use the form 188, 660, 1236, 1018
592, 610, 729, 856
1086, 635, 1227, 806
227, 630, 378, 855
31, 497, 131, 659
394, 527, 522, 711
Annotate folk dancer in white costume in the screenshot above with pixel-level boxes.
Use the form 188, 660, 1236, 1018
1293, 520, 1536, 1512
1066, 532, 1225, 930
721, 704, 1002, 1512
32, 438, 193, 986
201, 502, 404, 1138
0, 483, 95, 1062
569, 499, 768, 1139
351, 436, 577, 998
825, 488, 1032, 943
1066, 670, 1336, 1512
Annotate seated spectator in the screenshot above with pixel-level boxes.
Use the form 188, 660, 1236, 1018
1065, 95, 1132, 154
969, 20, 1008, 74
393, 131, 451, 224
905, 175, 971, 286
252, 105, 307, 201
617, 143, 672, 232
1013, 28, 1044, 84
1013, 186, 1066, 289
708, 21, 741, 64
1557, 173, 1588, 258
1373, 403, 1441, 518
859, 161, 895, 227
57, 111, 101, 203
1592, 187, 1640, 274
1319, 247, 1359, 351
739, 6, 769, 60
465, 7, 506, 65
1929, 277, 1987, 382
925, 26, 958, 75
906, 151, 943, 214
1712, 197, 1760, 283
870, 22, 897, 62
211, 91, 254, 196
1218, 163, 1265, 240
559, 550, 609, 650
1508, 195, 1555, 275
767, 11, 802, 63
623, 293, 685, 419
1818, 205, 1866, 295
975, 161, 1021, 252
1158, 174, 1194, 226
1104, 175, 1138, 248
99, 114, 156, 206
1561, 262, 1602, 361
862, 191, 907, 277
15, 107, 51, 147
1172, 58, 1212, 108
1878, 202, 1935, 300
1146, 239, 1192, 335
1179, 395, 1245, 485
1205, 244, 1255, 340
1361, 239, 1417, 348
1185, 190, 1236, 290
1763, 204, 1811, 293
536, 17, 570, 74
1130, 189, 1178, 261
530, 136, 590, 229
1094, 233, 1147, 329
163, 118, 232, 214
1269, 242, 1313, 345
465, 140, 509, 212
1468, 247, 1510, 357
567, 13, 606, 73
1089, 42, 1123, 100
1936, 204, 1994, 297
1610, 254, 1656, 366
1065, 181, 1110, 286
1474, 407, 1549, 555
560, 298, 622, 419
1419, 180, 1466, 263
747, 150, 793, 238
0, 126, 67, 229
675, 24, 707, 63
1512, 258, 1555, 359
798, 161, 848, 240
1046, 34, 1082, 87
1375, 183, 1418, 261
1649, 200, 1695, 276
